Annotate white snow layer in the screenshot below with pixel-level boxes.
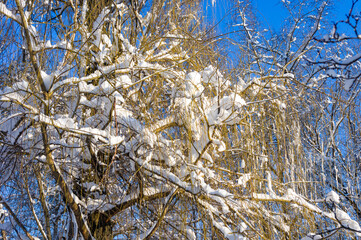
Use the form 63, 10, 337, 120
326, 190, 340, 204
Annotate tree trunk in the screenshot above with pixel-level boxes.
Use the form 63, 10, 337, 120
88, 211, 114, 240
1, 230, 7, 240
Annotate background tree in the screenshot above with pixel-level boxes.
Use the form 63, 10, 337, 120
229, 0, 361, 238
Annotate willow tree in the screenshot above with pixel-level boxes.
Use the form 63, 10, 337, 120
0, 0, 360, 239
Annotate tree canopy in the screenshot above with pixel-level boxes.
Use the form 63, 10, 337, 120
0, 0, 360, 239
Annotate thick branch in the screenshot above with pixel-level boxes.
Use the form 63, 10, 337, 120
40, 123, 93, 240
105, 190, 171, 218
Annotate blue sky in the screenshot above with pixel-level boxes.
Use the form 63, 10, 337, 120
203, 0, 359, 33
254, 0, 356, 32
253, 0, 288, 31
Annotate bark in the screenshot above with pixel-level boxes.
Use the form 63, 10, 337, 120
14, 1, 94, 238
88, 211, 114, 240
1, 230, 6, 240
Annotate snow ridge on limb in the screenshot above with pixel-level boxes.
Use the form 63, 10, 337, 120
0, 2, 21, 23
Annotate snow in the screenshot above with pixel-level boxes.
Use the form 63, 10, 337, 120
55, 116, 77, 129
240, 160, 245, 168
330, 25, 336, 37
252, 188, 335, 220
210, 189, 233, 198
40, 70, 53, 91
133, 157, 190, 190
81, 181, 100, 193
0, 204, 7, 218
301, 235, 322, 240
164, 155, 177, 167
335, 208, 361, 235
186, 227, 196, 240
109, 136, 124, 145
66, 211, 79, 240
201, 65, 222, 86
185, 71, 204, 98
205, 94, 246, 125
186, 71, 201, 86
86, 199, 115, 212
326, 69, 337, 78
344, 79, 355, 91
100, 80, 115, 94
237, 173, 251, 187
1, 1, 358, 238
338, 33, 348, 40
102, 34, 112, 47
0, 91, 39, 113
57, 39, 72, 50
13, 80, 29, 91
213, 220, 245, 240
0, 113, 24, 130
117, 75, 133, 87
282, 72, 294, 78
44, 40, 53, 48
53, 70, 103, 90
220, 94, 246, 109
78, 127, 108, 138
212, 139, 226, 151
337, 52, 361, 65
0, 2, 21, 23
201, 151, 213, 163
326, 190, 340, 204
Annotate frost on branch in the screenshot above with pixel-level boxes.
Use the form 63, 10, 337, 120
0, 0, 360, 239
